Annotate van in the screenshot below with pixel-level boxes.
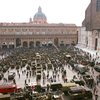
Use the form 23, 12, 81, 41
68, 86, 93, 99
50, 83, 62, 91
75, 64, 88, 74
62, 83, 78, 95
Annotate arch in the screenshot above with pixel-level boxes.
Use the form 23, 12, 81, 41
36, 41, 41, 47
71, 41, 75, 46
60, 41, 64, 46
9, 42, 14, 49
9, 45, 14, 49
23, 41, 28, 48
54, 38, 59, 46
29, 41, 34, 48
16, 38, 21, 47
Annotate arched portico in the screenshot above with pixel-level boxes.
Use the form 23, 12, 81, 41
23, 41, 28, 48
60, 41, 64, 46
36, 41, 41, 47
16, 38, 21, 47
9, 42, 15, 49
54, 38, 59, 46
29, 41, 34, 48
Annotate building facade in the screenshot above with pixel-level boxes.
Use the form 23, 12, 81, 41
83, 0, 100, 31
77, 27, 95, 50
0, 7, 78, 49
79, 0, 100, 51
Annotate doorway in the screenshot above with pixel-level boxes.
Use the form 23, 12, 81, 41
54, 38, 59, 46
23, 41, 28, 48
29, 41, 34, 48
95, 38, 98, 50
9, 45, 14, 49
2, 45, 7, 49
36, 41, 41, 47
16, 38, 21, 47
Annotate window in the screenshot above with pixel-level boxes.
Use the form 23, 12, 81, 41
97, 0, 100, 11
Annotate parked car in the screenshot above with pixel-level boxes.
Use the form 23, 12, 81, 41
74, 64, 88, 74
84, 87, 93, 99
2, 66, 8, 73
16, 65, 19, 69
89, 61, 95, 67
50, 83, 62, 92
71, 78, 85, 86
10, 64, 15, 69
34, 85, 42, 93
83, 74, 94, 86
52, 91, 62, 100
48, 63, 52, 69
94, 65, 100, 72
69, 60, 77, 69
8, 72, 16, 80
68, 86, 93, 99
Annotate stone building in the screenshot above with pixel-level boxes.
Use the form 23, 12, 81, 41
77, 27, 94, 50
83, 0, 100, 31
79, 0, 100, 51
0, 7, 78, 49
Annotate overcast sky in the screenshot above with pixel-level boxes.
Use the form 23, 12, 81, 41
0, 0, 90, 26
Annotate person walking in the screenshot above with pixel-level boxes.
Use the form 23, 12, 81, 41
3, 77, 7, 82
25, 79, 27, 85
18, 73, 20, 78
28, 79, 30, 83
13, 79, 16, 84
95, 89, 98, 100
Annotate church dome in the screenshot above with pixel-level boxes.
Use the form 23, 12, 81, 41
34, 7, 47, 20
33, 6, 47, 24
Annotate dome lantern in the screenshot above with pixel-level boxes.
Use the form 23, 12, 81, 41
38, 6, 42, 13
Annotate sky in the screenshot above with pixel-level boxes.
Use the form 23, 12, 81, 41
0, 0, 90, 26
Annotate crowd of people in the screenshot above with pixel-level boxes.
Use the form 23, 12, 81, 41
0, 45, 100, 100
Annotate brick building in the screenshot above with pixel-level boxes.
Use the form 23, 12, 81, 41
83, 0, 100, 31
78, 0, 100, 51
